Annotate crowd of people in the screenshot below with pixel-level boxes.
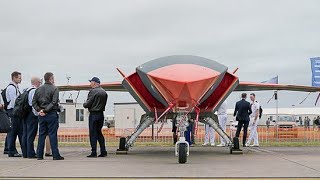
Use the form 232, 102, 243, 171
178, 93, 261, 148
0, 71, 108, 160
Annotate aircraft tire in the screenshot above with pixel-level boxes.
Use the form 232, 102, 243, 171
233, 137, 240, 150
119, 137, 126, 150
178, 143, 187, 164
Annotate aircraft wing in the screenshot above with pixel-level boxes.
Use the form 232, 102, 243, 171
58, 82, 127, 91
235, 81, 320, 92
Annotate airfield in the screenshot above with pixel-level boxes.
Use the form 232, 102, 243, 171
0, 146, 319, 178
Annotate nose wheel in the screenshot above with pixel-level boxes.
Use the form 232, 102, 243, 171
175, 137, 190, 164
178, 143, 187, 164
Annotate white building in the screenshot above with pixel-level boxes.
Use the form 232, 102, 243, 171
59, 102, 114, 128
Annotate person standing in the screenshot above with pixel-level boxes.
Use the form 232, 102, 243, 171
246, 93, 260, 147
190, 119, 196, 145
32, 72, 64, 160
172, 118, 178, 145
84, 77, 108, 158
21, 77, 41, 159
217, 101, 228, 147
202, 123, 215, 146
185, 119, 193, 146
6, 71, 23, 157
266, 118, 271, 130
234, 93, 252, 147
304, 117, 308, 129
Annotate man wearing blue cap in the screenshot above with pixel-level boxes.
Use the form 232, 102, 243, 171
84, 77, 108, 158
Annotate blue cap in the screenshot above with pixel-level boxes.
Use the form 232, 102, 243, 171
89, 77, 100, 84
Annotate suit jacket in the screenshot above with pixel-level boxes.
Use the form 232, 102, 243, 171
234, 99, 252, 121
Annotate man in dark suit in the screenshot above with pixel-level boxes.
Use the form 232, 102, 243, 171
234, 93, 252, 147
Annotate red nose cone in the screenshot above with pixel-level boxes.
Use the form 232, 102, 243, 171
148, 64, 221, 108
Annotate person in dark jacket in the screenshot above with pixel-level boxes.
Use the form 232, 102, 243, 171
185, 119, 194, 146
84, 77, 108, 158
234, 93, 252, 147
32, 72, 64, 160
172, 118, 178, 145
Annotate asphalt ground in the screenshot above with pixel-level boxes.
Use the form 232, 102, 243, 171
0, 146, 319, 178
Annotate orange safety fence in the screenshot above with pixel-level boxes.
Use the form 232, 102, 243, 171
0, 126, 320, 144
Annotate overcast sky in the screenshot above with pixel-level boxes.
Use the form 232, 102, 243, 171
1, 0, 320, 114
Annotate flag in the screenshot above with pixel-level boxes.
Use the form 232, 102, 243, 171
310, 57, 320, 87
261, 76, 279, 84
311, 57, 320, 106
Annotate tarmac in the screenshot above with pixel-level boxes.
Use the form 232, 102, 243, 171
0, 146, 320, 178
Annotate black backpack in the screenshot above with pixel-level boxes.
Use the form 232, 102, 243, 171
12, 88, 35, 119
259, 106, 263, 119
1, 84, 18, 110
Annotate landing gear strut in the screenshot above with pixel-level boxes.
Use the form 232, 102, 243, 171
116, 115, 154, 154
203, 116, 243, 154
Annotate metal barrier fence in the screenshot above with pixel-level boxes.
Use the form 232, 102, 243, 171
1, 126, 320, 145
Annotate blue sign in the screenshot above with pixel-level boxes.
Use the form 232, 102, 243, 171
311, 57, 320, 87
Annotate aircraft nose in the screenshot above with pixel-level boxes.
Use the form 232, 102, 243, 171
147, 64, 221, 108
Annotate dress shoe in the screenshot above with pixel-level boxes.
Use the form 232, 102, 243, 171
45, 153, 53, 157
8, 153, 22, 157
98, 151, 107, 157
3, 151, 8, 155
250, 144, 260, 147
28, 155, 38, 159
87, 153, 97, 158
53, 156, 64, 160
217, 143, 226, 147
37, 157, 44, 160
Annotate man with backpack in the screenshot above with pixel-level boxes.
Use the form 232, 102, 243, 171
21, 77, 41, 159
4, 71, 23, 157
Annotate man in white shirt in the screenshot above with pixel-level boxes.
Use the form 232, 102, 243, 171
203, 122, 215, 146
246, 93, 260, 147
203, 102, 228, 146
6, 71, 23, 157
21, 77, 41, 159
217, 101, 228, 147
